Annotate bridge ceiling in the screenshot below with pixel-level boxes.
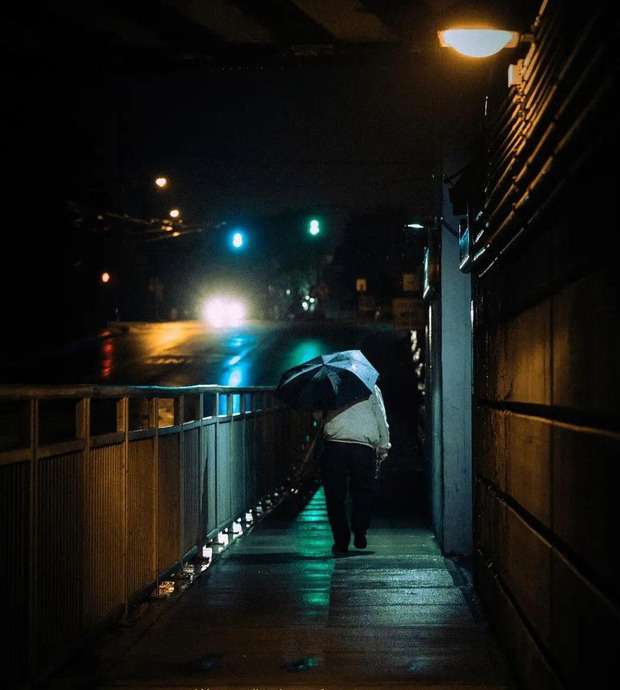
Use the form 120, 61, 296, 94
1, 0, 538, 70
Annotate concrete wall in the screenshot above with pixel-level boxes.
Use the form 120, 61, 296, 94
474, 219, 619, 690
439, 226, 472, 556
426, 291, 443, 543
425, 221, 473, 557
472, 2, 619, 687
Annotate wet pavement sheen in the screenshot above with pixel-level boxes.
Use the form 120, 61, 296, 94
63, 483, 517, 690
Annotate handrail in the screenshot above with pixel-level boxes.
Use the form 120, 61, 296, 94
0, 383, 276, 399
0, 383, 313, 689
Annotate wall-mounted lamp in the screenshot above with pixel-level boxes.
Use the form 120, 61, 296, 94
436, 3, 533, 59
438, 27, 528, 58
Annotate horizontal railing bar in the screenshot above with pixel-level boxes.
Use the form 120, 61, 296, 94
0, 383, 276, 400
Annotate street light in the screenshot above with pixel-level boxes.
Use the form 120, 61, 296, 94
169, 208, 180, 219
155, 177, 168, 188
437, 3, 533, 59
436, 9, 534, 272
438, 28, 521, 58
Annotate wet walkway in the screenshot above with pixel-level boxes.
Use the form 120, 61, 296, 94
50, 478, 516, 690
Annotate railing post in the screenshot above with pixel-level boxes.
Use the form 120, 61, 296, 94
240, 392, 247, 510
148, 398, 160, 591
75, 397, 89, 636
197, 393, 204, 548
252, 393, 258, 502
214, 393, 219, 533
28, 398, 39, 685
228, 393, 234, 525
117, 396, 130, 619
178, 395, 184, 570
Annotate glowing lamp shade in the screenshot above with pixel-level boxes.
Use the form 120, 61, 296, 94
438, 28, 519, 58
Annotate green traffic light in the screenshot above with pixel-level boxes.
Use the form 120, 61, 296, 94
231, 230, 244, 249
309, 219, 320, 236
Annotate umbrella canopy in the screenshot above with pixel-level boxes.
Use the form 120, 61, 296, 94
274, 349, 379, 411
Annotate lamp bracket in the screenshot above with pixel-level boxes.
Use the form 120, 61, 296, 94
441, 218, 459, 238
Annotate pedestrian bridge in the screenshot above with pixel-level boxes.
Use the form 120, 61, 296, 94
0, 384, 514, 689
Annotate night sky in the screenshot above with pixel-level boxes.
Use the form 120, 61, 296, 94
2, 0, 541, 238
26, 57, 456, 230
121, 61, 441, 223
0, 11, 515, 352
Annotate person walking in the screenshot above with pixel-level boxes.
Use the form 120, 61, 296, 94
314, 383, 390, 555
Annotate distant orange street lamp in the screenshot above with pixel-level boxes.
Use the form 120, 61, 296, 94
169, 208, 180, 219
155, 177, 168, 188
101, 272, 111, 284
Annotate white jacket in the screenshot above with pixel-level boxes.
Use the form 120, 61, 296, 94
313, 384, 390, 453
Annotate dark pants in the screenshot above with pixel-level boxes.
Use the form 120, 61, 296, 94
320, 440, 376, 550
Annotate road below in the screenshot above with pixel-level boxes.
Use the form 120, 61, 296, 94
0, 318, 410, 388
1, 318, 423, 499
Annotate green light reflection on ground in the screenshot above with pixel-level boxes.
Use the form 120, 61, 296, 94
301, 590, 331, 607
292, 488, 334, 562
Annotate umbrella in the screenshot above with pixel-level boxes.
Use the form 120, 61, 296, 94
274, 349, 379, 411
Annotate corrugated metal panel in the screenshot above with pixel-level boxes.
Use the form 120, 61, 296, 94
0, 461, 30, 688
84, 444, 124, 627
157, 434, 181, 573
126, 437, 156, 596
231, 417, 246, 519
37, 451, 82, 669
204, 422, 217, 536
181, 427, 201, 555
215, 420, 232, 529
244, 416, 258, 505
256, 412, 269, 498
474, 0, 614, 272
260, 411, 278, 496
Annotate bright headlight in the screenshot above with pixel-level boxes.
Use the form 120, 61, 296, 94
202, 297, 246, 328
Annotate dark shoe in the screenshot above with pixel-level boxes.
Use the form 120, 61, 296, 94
331, 544, 349, 556
353, 533, 367, 549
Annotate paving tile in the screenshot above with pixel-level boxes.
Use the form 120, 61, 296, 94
51, 486, 516, 690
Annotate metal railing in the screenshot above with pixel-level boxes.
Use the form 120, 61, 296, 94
0, 384, 313, 689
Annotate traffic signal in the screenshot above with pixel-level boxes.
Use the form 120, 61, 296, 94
230, 230, 244, 249
309, 219, 320, 236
